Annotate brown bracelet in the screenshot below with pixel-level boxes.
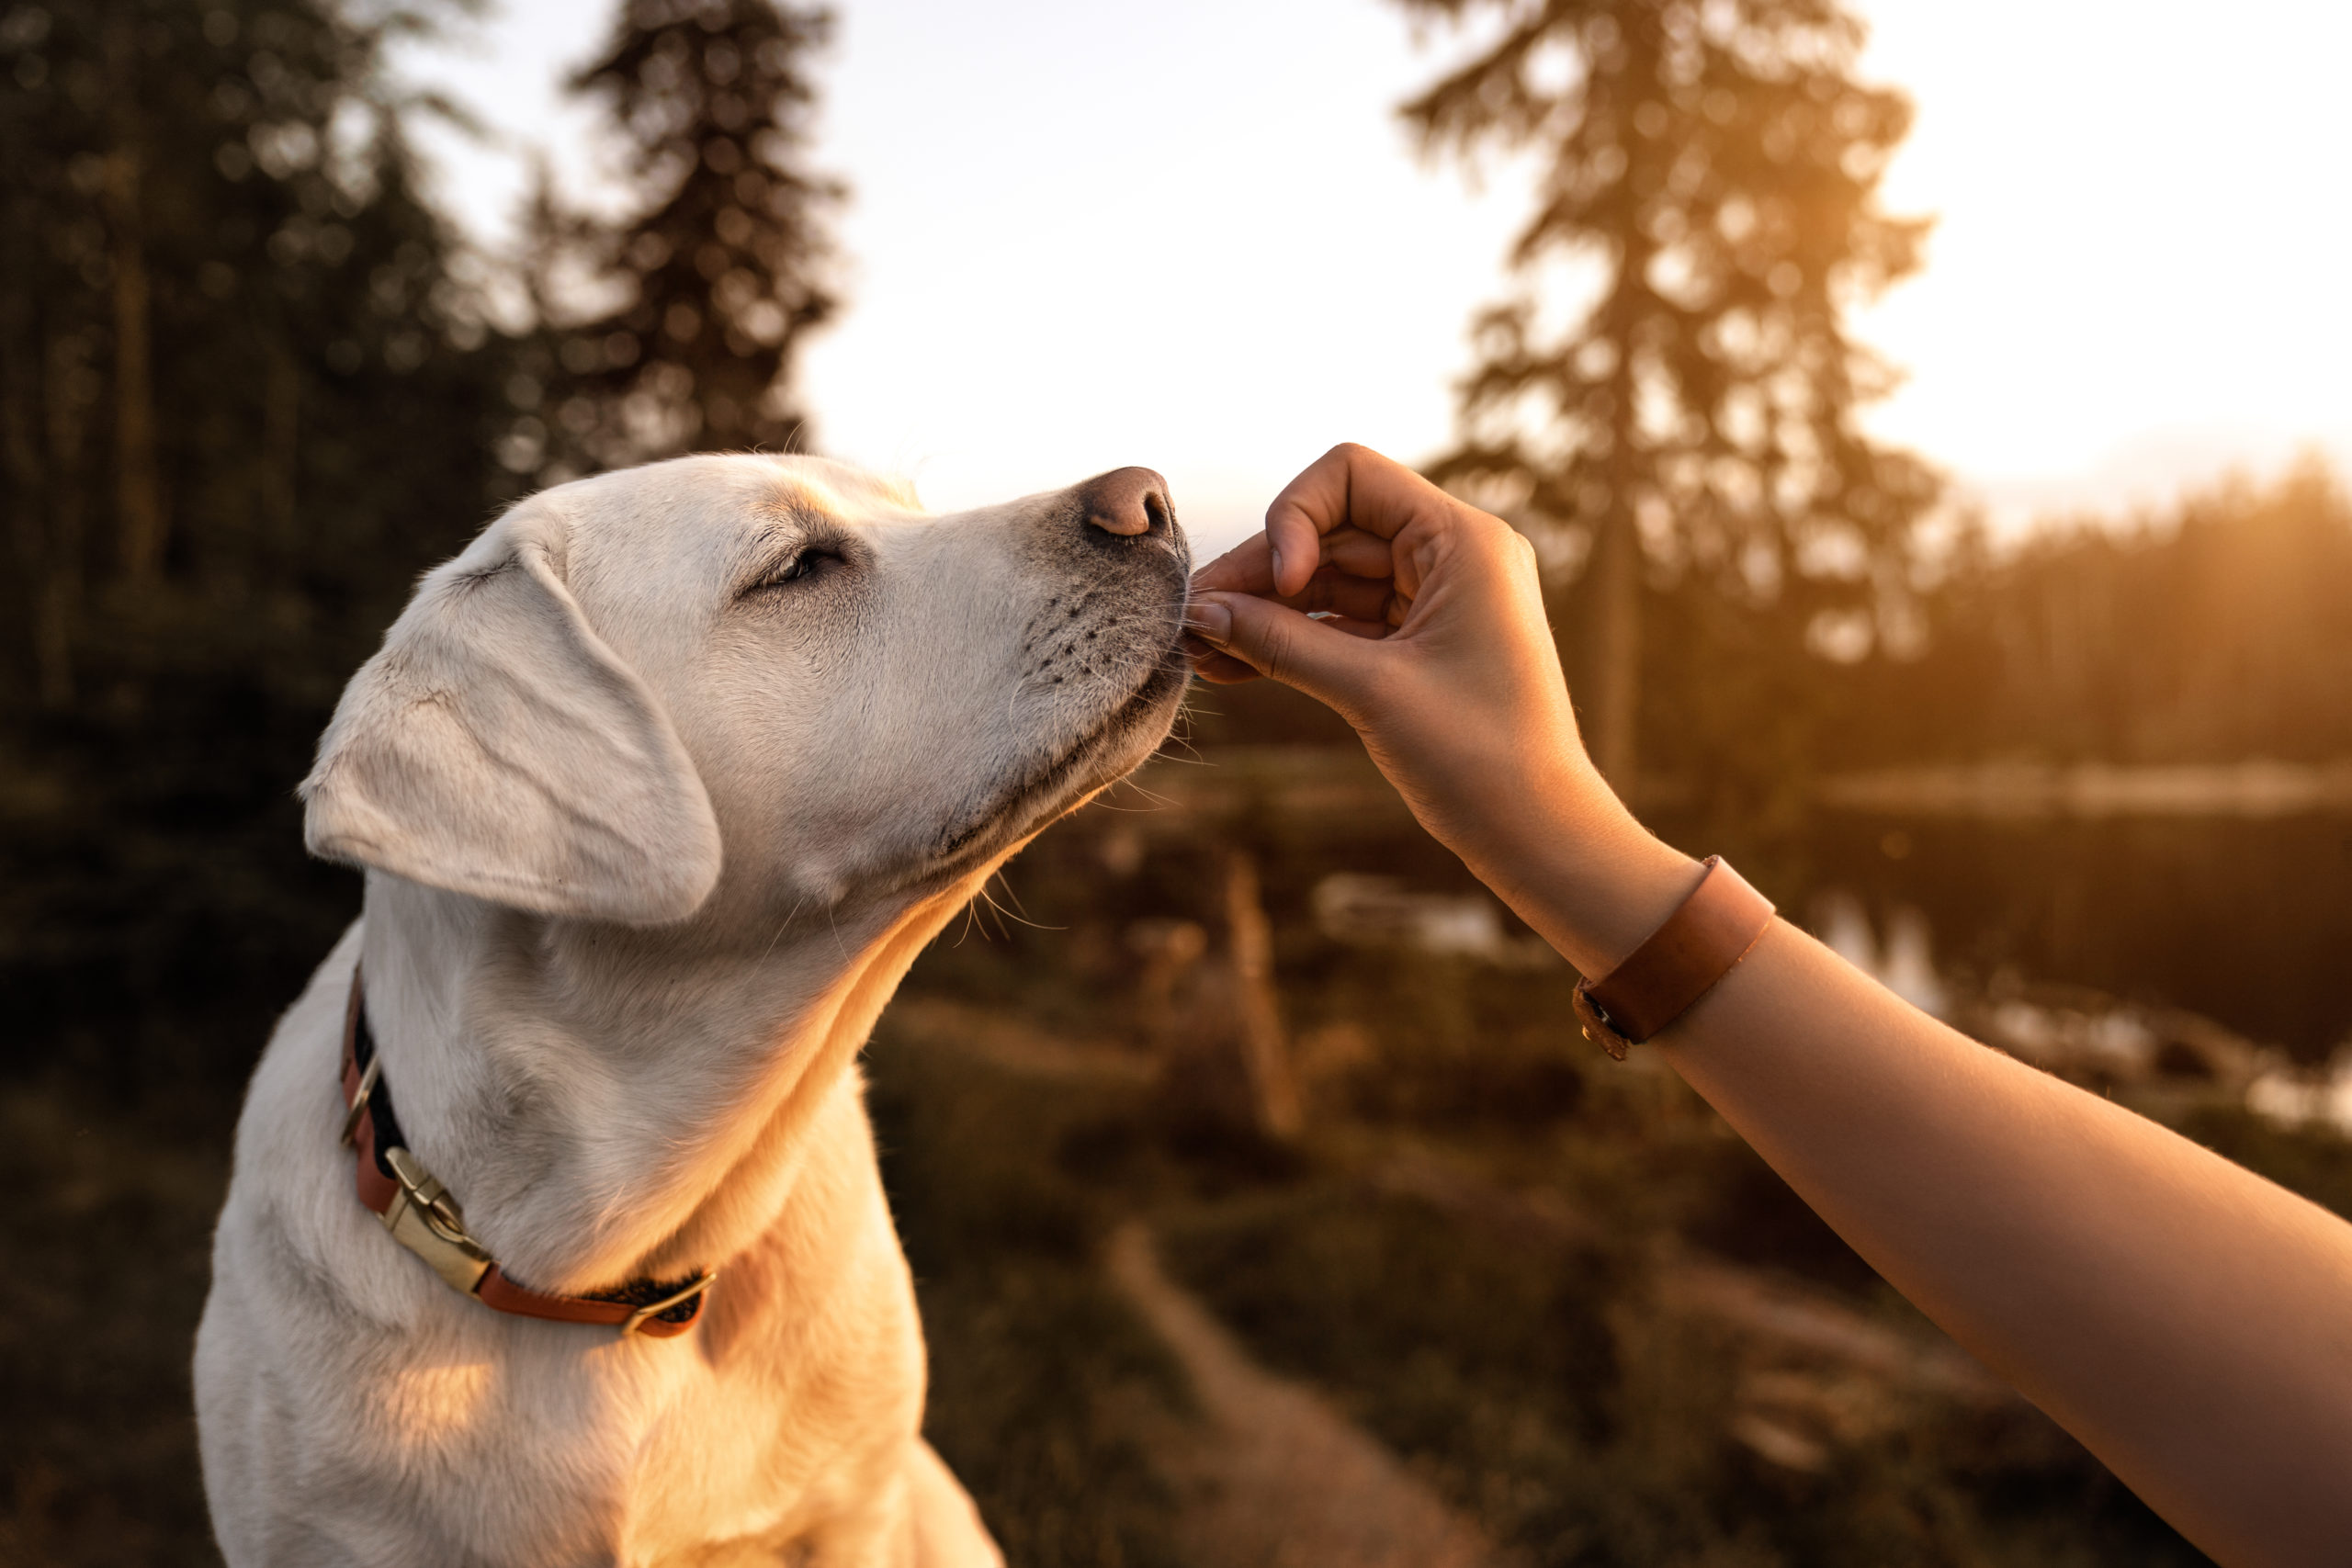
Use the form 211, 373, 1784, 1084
1573, 855, 1776, 1060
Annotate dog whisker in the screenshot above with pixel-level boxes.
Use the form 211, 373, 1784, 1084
759, 894, 811, 963
979, 872, 1064, 932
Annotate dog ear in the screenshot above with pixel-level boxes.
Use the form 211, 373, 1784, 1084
300, 501, 723, 925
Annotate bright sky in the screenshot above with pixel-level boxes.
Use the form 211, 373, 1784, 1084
397, 0, 2352, 557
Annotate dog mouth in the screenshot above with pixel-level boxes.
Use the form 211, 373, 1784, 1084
916, 638, 1189, 887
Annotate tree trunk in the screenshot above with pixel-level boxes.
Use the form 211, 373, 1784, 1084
39, 331, 96, 709
106, 18, 164, 582
1222, 850, 1302, 1141
3, 288, 47, 694
1584, 491, 1643, 797
262, 337, 300, 548
1584, 141, 1656, 800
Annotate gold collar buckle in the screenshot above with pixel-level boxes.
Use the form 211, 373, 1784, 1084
379, 1144, 494, 1294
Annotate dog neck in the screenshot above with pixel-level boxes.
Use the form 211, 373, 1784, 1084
354, 865, 993, 1296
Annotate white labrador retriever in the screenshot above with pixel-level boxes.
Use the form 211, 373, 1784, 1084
194, 454, 1191, 1566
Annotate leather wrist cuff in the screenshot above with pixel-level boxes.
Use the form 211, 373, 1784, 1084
1573, 855, 1776, 1060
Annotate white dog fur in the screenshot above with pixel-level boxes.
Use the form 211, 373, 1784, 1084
194, 453, 1191, 1566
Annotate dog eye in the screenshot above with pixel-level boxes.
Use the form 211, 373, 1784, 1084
754, 547, 841, 591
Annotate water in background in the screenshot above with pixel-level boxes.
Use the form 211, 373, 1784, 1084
1804, 811, 2352, 1061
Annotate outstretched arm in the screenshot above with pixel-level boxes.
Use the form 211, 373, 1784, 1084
1185, 443, 2352, 1568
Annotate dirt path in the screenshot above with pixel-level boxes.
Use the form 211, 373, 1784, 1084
1105, 1222, 1502, 1568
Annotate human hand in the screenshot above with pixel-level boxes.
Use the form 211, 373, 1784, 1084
1183, 446, 1686, 959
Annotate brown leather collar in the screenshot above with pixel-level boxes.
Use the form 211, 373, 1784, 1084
339, 965, 715, 1337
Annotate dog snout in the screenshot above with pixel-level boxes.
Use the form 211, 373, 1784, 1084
1075, 467, 1177, 542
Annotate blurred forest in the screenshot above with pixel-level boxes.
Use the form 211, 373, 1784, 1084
7, 0, 2349, 1110
1556, 455, 2352, 840
1824, 457, 2352, 767
5, 0, 2351, 1563
0, 0, 839, 1104
1402, 0, 1940, 799
4, 0, 523, 1105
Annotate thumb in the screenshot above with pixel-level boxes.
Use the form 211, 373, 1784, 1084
1187, 591, 1381, 715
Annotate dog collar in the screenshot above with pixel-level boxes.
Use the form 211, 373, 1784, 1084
338, 964, 716, 1337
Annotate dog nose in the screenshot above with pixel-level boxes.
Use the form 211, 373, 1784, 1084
1076, 467, 1175, 539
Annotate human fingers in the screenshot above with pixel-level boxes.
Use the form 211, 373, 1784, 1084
1270, 570, 1394, 623
1187, 525, 1394, 599
1261, 444, 1462, 598
1182, 594, 1262, 682
1182, 589, 1384, 713
1183, 592, 1390, 680
1314, 527, 1397, 581
1189, 532, 1273, 595
1314, 615, 1393, 640
1187, 644, 1262, 684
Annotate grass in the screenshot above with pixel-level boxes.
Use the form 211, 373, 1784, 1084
1157, 1179, 2210, 1568
865, 1016, 1194, 1568
0, 1083, 229, 1568
27, 786, 2352, 1567
0, 1024, 1197, 1568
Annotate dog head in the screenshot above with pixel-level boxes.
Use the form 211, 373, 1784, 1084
300, 454, 1190, 925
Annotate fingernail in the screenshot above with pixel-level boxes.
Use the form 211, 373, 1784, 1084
1183, 597, 1232, 644
1270, 545, 1284, 585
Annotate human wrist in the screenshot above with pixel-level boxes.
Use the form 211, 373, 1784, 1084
1458, 772, 1700, 979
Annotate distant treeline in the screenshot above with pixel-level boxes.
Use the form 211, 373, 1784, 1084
1545, 458, 2352, 826
1825, 459, 2352, 769
1197, 459, 2352, 829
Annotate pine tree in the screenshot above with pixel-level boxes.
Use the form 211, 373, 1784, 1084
537, 0, 841, 474
1401, 0, 1939, 795
0, 0, 525, 1093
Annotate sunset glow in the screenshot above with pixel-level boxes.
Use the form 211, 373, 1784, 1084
1851, 0, 2352, 526
404, 0, 2352, 549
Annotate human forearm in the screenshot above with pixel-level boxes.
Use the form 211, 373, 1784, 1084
1652, 920, 2352, 1568
1462, 769, 2352, 1564
1190, 445, 2352, 1565
1433, 762, 1700, 980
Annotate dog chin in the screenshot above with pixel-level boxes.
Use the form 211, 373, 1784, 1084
915, 656, 1188, 890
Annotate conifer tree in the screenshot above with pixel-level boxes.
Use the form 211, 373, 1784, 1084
1401, 0, 1939, 795
0, 0, 522, 1091
538, 0, 840, 472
